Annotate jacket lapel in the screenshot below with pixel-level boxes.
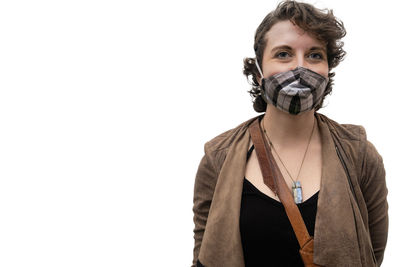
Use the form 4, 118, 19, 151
198, 121, 251, 267
313, 115, 362, 266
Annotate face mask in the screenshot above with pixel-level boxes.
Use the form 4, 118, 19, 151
255, 60, 328, 115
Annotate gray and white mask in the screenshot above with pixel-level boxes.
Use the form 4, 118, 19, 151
255, 60, 328, 115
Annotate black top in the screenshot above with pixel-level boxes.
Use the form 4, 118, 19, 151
239, 144, 319, 267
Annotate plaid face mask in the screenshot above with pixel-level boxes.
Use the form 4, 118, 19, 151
255, 61, 328, 115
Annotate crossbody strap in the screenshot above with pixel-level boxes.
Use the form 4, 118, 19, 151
248, 118, 313, 248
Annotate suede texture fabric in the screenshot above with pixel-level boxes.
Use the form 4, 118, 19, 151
192, 113, 388, 267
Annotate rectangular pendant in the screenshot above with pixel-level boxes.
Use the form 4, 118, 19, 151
292, 181, 303, 204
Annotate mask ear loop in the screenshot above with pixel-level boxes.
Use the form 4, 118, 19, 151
254, 58, 264, 79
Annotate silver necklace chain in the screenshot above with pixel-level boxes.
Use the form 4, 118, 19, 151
261, 118, 316, 184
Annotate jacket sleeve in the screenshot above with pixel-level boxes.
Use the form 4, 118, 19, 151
360, 139, 389, 266
192, 144, 219, 267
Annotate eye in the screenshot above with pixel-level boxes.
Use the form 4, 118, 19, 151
275, 51, 291, 59
308, 52, 324, 60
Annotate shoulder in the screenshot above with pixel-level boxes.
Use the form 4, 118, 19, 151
316, 113, 384, 178
198, 115, 260, 172
316, 113, 366, 142
203, 114, 261, 154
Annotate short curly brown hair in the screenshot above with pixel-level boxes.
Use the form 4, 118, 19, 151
243, 0, 346, 113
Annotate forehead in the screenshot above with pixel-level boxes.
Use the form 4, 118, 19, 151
265, 20, 326, 51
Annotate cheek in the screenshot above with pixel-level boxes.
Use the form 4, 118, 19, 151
314, 64, 329, 79
263, 66, 293, 78
321, 68, 329, 79
261, 59, 293, 78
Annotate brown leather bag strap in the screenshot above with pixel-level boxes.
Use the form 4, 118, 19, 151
248, 121, 278, 195
248, 118, 313, 248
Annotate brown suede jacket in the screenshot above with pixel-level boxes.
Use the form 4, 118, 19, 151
192, 113, 388, 267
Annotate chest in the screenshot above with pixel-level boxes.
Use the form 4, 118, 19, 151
244, 138, 322, 202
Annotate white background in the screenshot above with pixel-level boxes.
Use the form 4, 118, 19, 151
0, 0, 398, 266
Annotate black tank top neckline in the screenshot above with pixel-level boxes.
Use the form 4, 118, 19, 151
240, 141, 319, 266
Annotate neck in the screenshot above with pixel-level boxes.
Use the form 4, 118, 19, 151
262, 105, 316, 147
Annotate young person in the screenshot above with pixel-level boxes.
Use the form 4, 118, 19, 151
192, 1, 388, 266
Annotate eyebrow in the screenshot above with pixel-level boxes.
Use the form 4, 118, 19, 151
270, 45, 327, 54
309, 46, 327, 53
270, 45, 292, 54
